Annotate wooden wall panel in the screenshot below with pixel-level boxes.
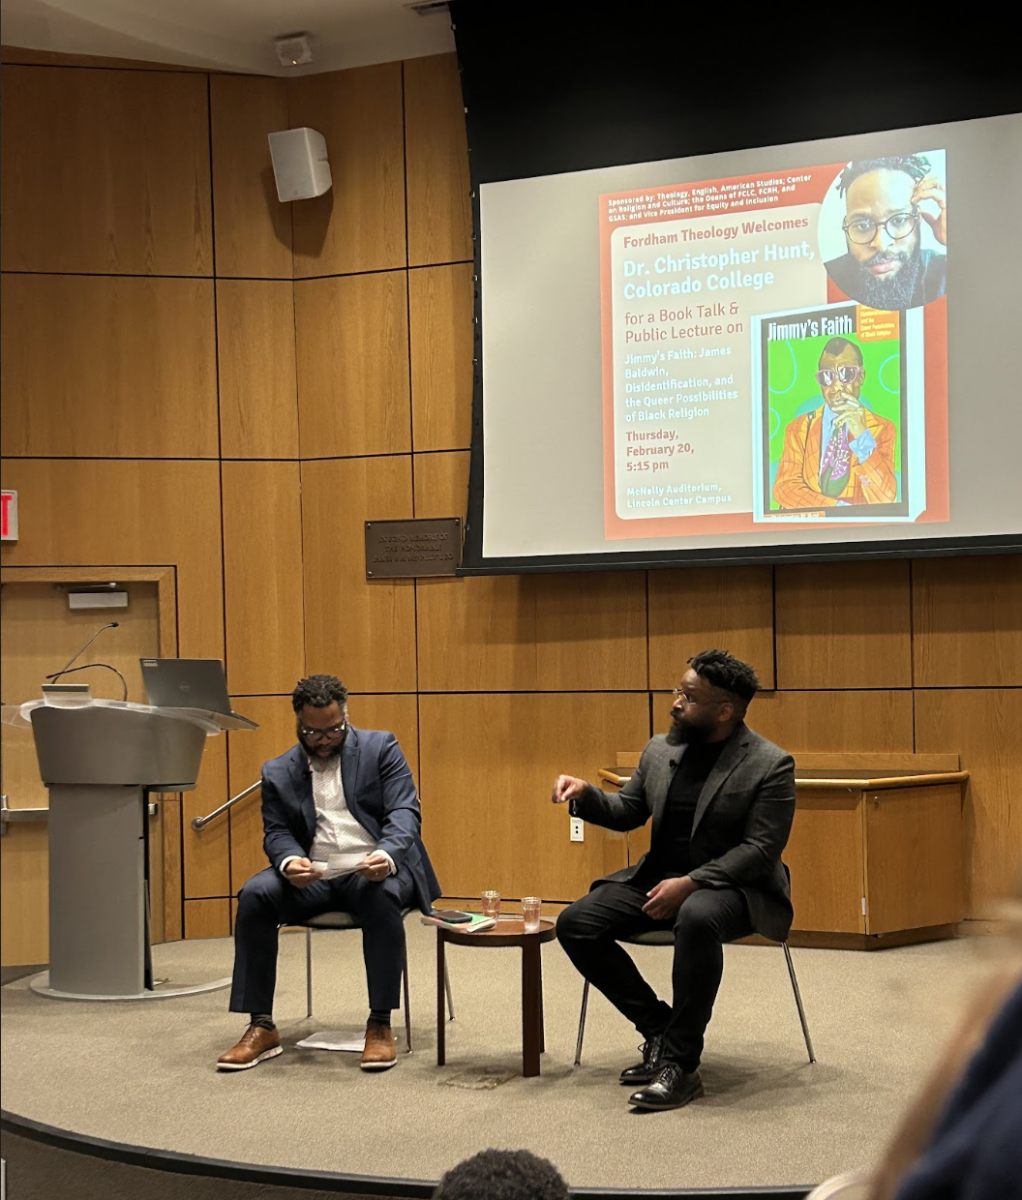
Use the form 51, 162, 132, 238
529, 572, 647, 691
1, 275, 218, 458
227, 695, 297, 895
295, 272, 411, 458
913, 556, 1022, 687
404, 54, 472, 267
0, 823, 48, 966
748, 689, 915, 754
210, 75, 292, 279
182, 734, 231, 898
301, 457, 416, 694
648, 566, 775, 691
288, 64, 405, 277
184, 898, 231, 940
349, 693, 420, 783
0, 459, 223, 658
409, 263, 474, 452
775, 560, 912, 690
419, 693, 648, 902
417, 570, 648, 692
161, 797, 183, 943
0, 66, 211, 275
414, 448, 469, 518
217, 280, 299, 460
222, 461, 305, 695
415, 452, 647, 690
915, 689, 1022, 918
0, 458, 229, 896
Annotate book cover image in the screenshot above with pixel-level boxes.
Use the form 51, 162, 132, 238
751, 301, 927, 524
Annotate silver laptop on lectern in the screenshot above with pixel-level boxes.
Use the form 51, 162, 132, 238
140, 659, 257, 729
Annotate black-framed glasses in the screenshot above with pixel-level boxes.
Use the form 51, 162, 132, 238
815, 365, 864, 387
298, 722, 346, 741
842, 211, 920, 245
672, 687, 721, 707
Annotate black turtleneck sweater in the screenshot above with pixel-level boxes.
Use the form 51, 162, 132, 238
639, 739, 725, 883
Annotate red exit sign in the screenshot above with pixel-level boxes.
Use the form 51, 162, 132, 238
1, 490, 18, 540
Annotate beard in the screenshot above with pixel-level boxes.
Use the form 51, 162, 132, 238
851, 243, 923, 310
666, 714, 709, 746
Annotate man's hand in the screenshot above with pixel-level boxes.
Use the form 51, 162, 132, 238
641, 876, 699, 921
283, 857, 323, 889
912, 174, 946, 246
552, 775, 587, 805
354, 851, 391, 883
832, 400, 868, 440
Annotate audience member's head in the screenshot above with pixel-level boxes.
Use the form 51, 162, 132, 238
432, 1148, 569, 1200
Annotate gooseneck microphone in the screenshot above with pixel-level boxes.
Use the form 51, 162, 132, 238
46, 622, 120, 683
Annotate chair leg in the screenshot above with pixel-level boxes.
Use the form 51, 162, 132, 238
443, 958, 455, 1021
574, 979, 590, 1067
305, 927, 313, 1021
402, 942, 413, 1053
782, 941, 816, 1064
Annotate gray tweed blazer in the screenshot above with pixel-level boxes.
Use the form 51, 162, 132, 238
573, 724, 796, 942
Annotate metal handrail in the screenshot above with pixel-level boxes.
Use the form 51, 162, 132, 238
191, 781, 260, 831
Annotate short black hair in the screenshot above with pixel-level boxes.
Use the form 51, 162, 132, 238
819, 336, 863, 367
432, 1149, 569, 1200
291, 674, 348, 714
688, 649, 760, 704
837, 154, 931, 197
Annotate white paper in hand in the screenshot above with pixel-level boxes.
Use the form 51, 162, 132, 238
311, 853, 366, 880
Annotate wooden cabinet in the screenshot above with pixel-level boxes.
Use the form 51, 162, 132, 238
785, 754, 966, 946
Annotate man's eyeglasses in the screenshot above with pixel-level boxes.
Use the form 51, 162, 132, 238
672, 688, 720, 708
842, 211, 920, 245
298, 722, 346, 741
815, 365, 864, 387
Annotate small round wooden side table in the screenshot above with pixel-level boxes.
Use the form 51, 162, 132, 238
435, 918, 558, 1078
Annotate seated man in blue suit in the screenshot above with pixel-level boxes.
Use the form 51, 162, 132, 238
218, 674, 441, 1072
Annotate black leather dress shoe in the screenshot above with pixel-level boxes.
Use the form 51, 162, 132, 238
628, 1063, 704, 1110
619, 1032, 666, 1084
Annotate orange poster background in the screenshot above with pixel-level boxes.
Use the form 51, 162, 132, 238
600, 163, 949, 539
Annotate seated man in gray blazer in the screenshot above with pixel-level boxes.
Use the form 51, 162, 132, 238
218, 674, 441, 1073
553, 649, 795, 1111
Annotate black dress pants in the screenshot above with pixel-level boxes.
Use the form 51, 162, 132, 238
556, 880, 752, 1071
229, 866, 414, 1015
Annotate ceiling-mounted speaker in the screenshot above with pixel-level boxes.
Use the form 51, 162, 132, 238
268, 128, 332, 202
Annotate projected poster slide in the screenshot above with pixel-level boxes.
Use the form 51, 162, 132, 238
600, 153, 948, 540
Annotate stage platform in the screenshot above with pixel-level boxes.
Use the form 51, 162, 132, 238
1, 922, 998, 1198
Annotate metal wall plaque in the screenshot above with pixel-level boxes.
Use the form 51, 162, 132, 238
365, 517, 462, 579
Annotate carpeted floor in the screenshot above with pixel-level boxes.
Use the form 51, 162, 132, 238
1, 923, 1011, 1192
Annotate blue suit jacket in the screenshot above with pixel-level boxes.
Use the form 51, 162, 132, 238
260, 726, 441, 914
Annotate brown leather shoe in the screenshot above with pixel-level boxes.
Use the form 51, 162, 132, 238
360, 1022, 397, 1071
217, 1024, 282, 1071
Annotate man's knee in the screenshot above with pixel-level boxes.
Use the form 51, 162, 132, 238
237, 869, 285, 917
557, 898, 601, 945
674, 889, 739, 943
350, 878, 406, 926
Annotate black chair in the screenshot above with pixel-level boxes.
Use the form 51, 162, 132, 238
574, 933, 815, 1067
298, 908, 454, 1053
